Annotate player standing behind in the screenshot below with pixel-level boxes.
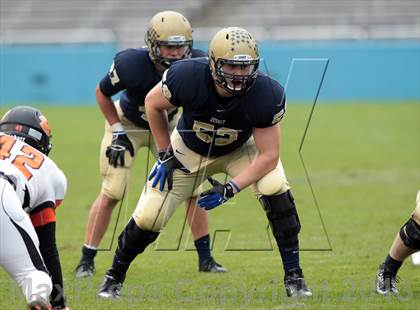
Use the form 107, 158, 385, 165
97, 27, 312, 299
75, 11, 226, 278
0, 106, 68, 309
376, 190, 420, 294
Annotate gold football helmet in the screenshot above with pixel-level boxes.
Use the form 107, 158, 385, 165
209, 27, 259, 94
145, 11, 193, 67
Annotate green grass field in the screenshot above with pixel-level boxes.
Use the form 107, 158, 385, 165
0, 103, 419, 309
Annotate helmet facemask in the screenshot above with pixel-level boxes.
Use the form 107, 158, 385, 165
213, 57, 259, 94
150, 37, 193, 68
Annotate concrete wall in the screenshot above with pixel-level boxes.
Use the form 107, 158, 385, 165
0, 43, 117, 104
258, 40, 419, 102
0, 40, 418, 105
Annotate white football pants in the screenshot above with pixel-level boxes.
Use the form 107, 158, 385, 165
0, 177, 52, 302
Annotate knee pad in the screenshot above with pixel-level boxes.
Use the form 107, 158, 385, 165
21, 270, 52, 303
133, 188, 175, 232
116, 218, 160, 263
399, 218, 420, 250
255, 167, 290, 196
259, 190, 301, 247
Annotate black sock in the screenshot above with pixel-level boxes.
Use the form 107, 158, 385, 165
109, 253, 129, 282
81, 245, 97, 264
194, 234, 212, 263
279, 242, 300, 273
384, 254, 402, 275
107, 218, 159, 282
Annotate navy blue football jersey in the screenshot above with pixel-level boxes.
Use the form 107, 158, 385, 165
162, 58, 286, 157
99, 48, 206, 128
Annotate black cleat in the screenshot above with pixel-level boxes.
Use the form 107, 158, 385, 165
199, 257, 227, 273
28, 295, 52, 310
284, 267, 312, 297
97, 272, 123, 299
376, 263, 399, 295
75, 261, 95, 278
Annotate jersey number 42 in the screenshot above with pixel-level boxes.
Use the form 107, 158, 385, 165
0, 135, 44, 180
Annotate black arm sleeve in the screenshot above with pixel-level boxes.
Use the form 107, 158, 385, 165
35, 221, 66, 308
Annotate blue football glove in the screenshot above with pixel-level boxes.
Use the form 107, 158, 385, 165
148, 149, 189, 191
105, 131, 134, 168
197, 177, 239, 210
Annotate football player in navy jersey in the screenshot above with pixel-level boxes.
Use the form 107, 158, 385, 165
75, 11, 226, 278
98, 27, 312, 299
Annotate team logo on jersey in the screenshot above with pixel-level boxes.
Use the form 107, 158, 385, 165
161, 69, 172, 100
272, 100, 287, 124
108, 61, 120, 86
162, 84, 172, 100
39, 115, 51, 137
272, 109, 285, 124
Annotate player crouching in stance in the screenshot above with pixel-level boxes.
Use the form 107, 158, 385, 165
97, 27, 312, 299
0, 106, 69, 309
376, 190, 420, 295
75, 11, 225, 278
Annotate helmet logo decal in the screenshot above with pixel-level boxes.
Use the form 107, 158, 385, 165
167, 35, 186, 44
233, 54, 252, 61
39, 115, 51, 137
28, 128, 43, 140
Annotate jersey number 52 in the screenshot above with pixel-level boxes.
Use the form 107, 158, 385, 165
193, 121, 238, 146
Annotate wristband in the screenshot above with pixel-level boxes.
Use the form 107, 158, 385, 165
110, 122, 124, 133
228, 180, 241, 193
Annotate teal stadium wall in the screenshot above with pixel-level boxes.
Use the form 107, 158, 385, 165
0, 40, 419, 104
